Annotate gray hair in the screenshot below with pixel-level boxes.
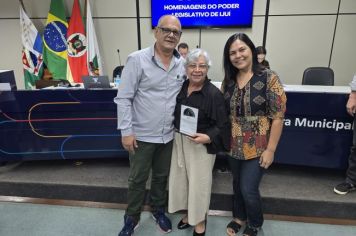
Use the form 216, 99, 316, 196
157, 15, 181, 29
184, 48, 212, 68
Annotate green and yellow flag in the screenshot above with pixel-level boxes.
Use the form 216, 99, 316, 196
43, 0, 68, 80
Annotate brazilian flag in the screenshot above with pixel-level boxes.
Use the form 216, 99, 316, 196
43, 0, 68, 80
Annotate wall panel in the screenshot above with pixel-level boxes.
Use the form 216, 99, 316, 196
139, 0, 151, 18
0, 19, 23, 88
330, 15, 356, 85
267, 15, 335, 85
340, 0, 356, 13
1, 0, 356, 89
95, 19, 138, 81
269, 0, 339, 15
201, 17, 265, 82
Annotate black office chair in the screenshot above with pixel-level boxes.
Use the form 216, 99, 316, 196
302, 67, 334, 86
113, 65, 124, 81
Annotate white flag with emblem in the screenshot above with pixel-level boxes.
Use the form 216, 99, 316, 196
86, 0, 103, 76
20, 4, 43, 89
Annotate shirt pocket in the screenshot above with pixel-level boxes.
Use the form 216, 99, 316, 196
169, 74, 185, 89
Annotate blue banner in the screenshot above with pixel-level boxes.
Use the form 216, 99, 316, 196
0, 88, 352, 169
151, 0, 254, 28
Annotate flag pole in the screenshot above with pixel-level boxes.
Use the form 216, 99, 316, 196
85, 0, 88, 18
19, 0, 26, 13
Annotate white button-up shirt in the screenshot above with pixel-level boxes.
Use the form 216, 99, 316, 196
114, 45, 186, 143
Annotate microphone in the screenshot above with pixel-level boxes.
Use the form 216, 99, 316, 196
117, 49, 122, 66
114, 49, 124, 84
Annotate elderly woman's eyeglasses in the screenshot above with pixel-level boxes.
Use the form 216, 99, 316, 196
187, 64, 208, 70
157, 27, 182, 37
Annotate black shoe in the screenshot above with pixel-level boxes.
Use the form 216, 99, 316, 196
226, 220, 242, 235
334, 182, 356, 195
118, 215, 139, 236
193, 220, 206, 236
151, 208, 172, 233
193, 228, 205, 236
242, 225, 259, 236
177, 218, 191, 230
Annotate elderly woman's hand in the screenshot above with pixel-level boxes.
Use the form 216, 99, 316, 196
188, 133, 211, 144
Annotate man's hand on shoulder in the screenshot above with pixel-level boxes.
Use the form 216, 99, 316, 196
122, 135, 138, 154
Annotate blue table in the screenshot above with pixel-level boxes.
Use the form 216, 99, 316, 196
276, 85, 352, 169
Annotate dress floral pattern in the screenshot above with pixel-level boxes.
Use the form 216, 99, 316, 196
229, 70, 286, 160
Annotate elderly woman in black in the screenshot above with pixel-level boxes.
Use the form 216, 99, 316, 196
168, 48, 229, 236
223, 33, 286, 236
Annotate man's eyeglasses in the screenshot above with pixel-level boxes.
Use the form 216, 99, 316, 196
157, 27, 182, 37
187, 64, 208, 70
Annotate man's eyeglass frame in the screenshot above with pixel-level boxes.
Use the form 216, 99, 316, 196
157, 27, 182, 37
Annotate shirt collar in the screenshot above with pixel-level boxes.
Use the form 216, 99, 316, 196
150, 44, 181, 60
200, 78, 211, 96
183, 78, 211, 96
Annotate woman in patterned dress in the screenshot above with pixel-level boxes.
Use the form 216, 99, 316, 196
222, 33, 287, 236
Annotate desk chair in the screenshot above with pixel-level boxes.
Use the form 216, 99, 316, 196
302, 67, 334, 86
113, 65, 124, 82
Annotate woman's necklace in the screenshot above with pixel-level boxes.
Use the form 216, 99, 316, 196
237, 71, 253, 89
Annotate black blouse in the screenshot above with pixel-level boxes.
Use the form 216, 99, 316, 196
174, 79, 230, 154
